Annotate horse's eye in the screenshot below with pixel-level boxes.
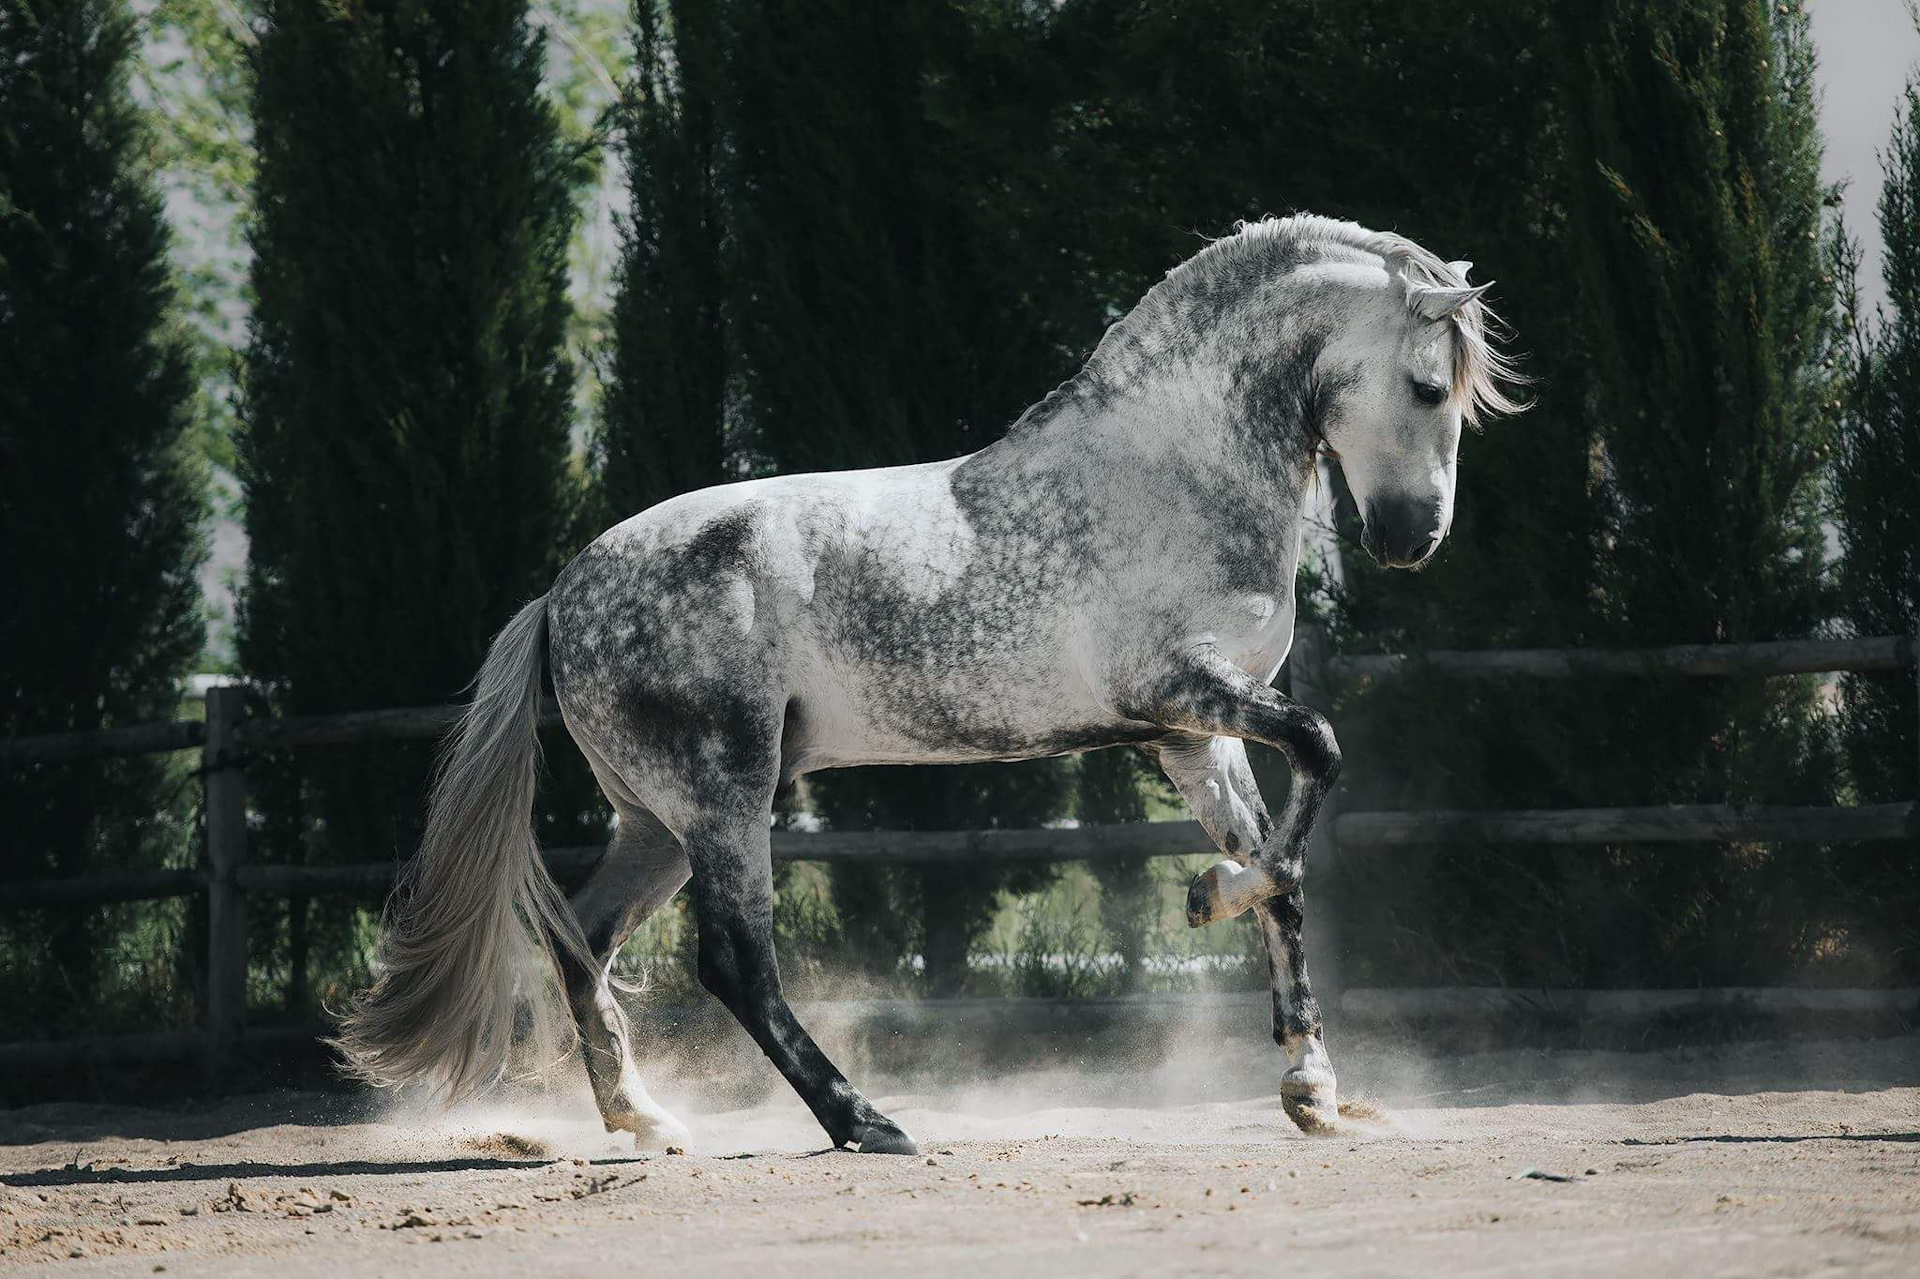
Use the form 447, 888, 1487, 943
1411, 380, 1446, 407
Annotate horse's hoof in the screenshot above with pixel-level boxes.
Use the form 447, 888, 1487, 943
850, 1118, 919, 1155
1280, 1070, 1340, 1136
1281, 1091, 1340, 1135
603, 1104, 691, 1150
1186, 859, 1286, 927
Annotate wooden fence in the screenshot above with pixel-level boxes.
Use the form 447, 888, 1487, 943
1296, 630, 1920, 868
3, 631, 1916, 1075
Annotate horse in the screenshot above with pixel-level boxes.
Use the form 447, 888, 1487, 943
332, 214, 1524, 1154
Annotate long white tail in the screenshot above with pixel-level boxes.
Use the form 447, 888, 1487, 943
331, 596, 600, 1102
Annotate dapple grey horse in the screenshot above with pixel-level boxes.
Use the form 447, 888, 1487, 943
334, 214, 1524, 1154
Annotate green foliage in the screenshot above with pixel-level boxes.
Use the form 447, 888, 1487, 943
1334, 2, 1852, 990
1833, 45, 1920, 980
1046, 0, 1619, 982
0, 0, 207, 1034
1, 0, 1870, 1026
1078, 748, 1169, 992
1569, 0, 1838, 652
238, 0, 599, 1016
1540, 0, 1843, 979
134, 3, 258, 662
1031, 0, 1857, 988
596, 0, 1866, 991
529, 0, 632, 446
134, 0, 257, 479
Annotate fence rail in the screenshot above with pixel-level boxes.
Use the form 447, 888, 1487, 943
3, 632, 1915, 1075
1329, 634, 1916, 682
1336, 802, 1920, 846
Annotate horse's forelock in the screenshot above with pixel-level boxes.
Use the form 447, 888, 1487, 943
1359, 230, 1531, 427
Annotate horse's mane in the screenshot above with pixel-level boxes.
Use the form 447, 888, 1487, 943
1072, 214, 1527, 427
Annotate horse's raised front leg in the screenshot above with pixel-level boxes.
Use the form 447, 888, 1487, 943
1148, 729, 1339, 1134
1137, 645, 1340, 923
558, 803, 691, 1146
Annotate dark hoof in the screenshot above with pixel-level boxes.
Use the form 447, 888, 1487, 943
850, 1118, 919, 1155
1184, 873, 1215, 928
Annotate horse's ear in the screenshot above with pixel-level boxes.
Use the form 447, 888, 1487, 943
1406, 280, 1492, 323
1447, 259, 1474, 281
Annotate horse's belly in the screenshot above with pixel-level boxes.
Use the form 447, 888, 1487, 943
784, 647, 1145, 775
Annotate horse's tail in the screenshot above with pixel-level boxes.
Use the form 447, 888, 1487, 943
331, 595, 595, 1103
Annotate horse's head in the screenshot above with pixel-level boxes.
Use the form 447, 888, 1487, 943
1315, 247, 1523, 569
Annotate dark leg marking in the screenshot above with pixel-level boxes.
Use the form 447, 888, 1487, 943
1254, 889, 1338, 1134
1145, 693, 1342, 1136
685, 813, 916, 1155
1142, 645, 1340, 887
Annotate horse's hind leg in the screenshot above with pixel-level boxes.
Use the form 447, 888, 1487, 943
682, 805, 918, 1154
558, 800, 691, 1146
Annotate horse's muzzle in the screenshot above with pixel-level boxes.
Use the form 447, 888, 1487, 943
1361, 497, 1445, 569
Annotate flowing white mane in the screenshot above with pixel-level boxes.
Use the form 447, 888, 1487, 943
1093, 214, 1527, 426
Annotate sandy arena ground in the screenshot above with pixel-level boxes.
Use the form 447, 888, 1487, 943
3, 1028, 1917, 1276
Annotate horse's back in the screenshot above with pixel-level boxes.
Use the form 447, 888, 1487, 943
546, 455, 1129, 781
549, 460, 959, 662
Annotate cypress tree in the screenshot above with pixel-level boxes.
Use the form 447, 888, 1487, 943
721, 0, 1078, 995
1543, 0, 1844, 983
1570, 0, 1836, 655
595, 0, 731, 521
0, 0, 207, 1031
1835, 52, 1920, 980
240, 0, 588, 1013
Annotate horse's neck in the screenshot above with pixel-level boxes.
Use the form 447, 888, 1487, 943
977, 353, 1314, 580
1015, 328, 1316, 504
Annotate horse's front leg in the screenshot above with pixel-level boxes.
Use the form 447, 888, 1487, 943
1139, 644, 1341, 917
1254, 891, 1337, 1132
1148, 729, 1339, 1134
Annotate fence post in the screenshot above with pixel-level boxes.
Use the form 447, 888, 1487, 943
203, 685, 249, 1078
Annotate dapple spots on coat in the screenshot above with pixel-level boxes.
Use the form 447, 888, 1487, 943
549, 506, 793, 828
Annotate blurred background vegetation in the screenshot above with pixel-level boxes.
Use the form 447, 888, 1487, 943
3, 0, 1919, 1049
